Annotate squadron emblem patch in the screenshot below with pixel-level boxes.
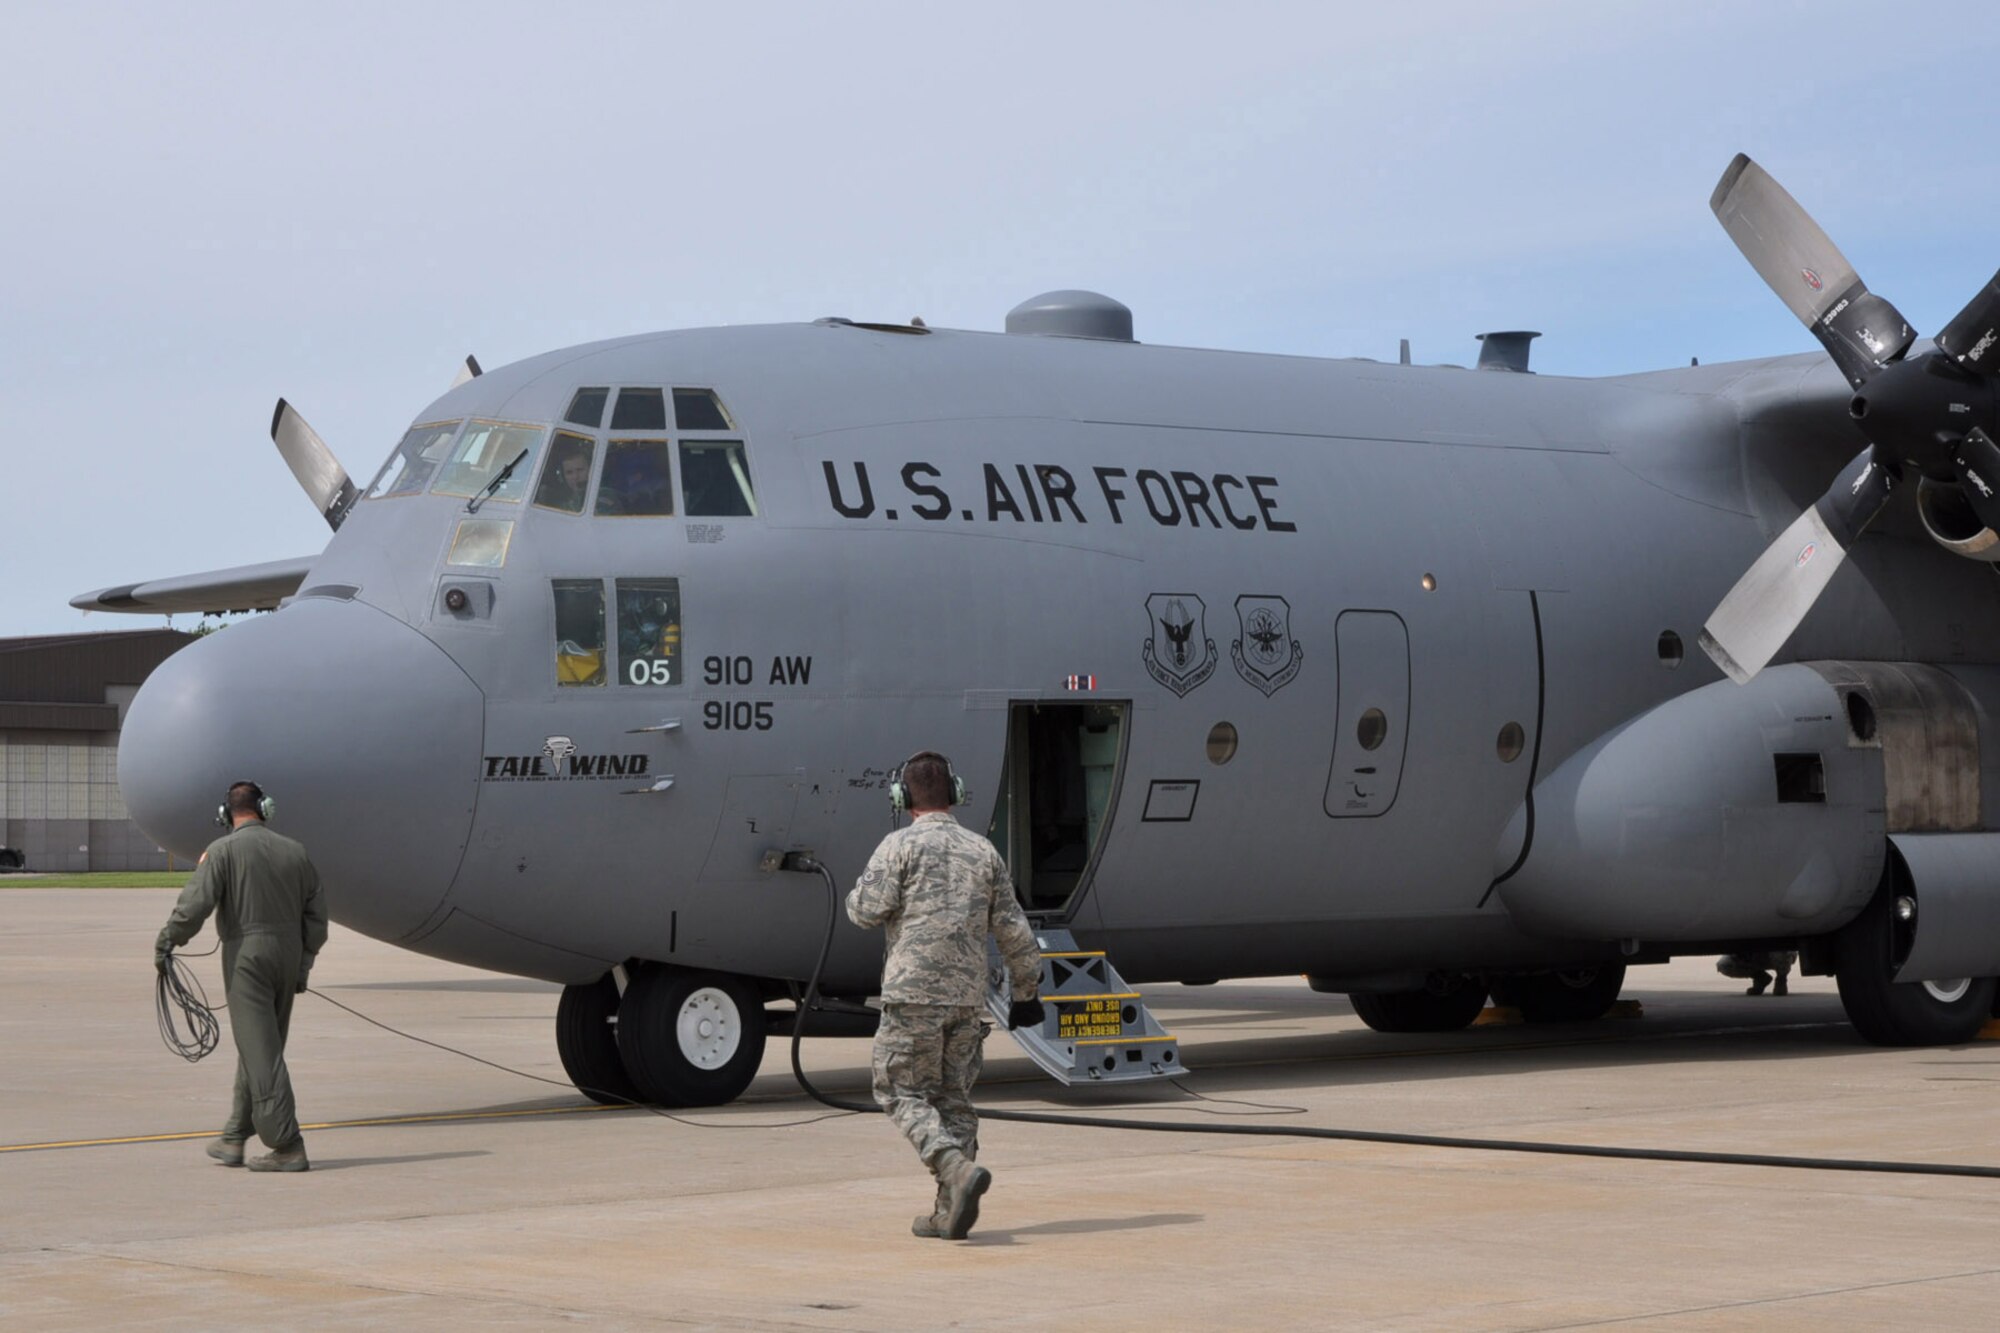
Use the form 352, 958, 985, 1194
1230, 595, 1303, 696
1142, 593, 1217, 697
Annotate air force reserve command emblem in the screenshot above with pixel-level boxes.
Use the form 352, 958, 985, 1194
1142, 593, 1218, 697
1231, 595, 1303, 696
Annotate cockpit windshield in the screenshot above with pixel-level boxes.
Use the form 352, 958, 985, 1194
365, 421, 462, 500
431, 421, 545, 501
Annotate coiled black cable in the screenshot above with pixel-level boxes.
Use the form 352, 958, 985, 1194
155, 952, 221, 1062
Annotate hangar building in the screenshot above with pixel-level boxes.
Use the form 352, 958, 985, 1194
0, 629, 195, 872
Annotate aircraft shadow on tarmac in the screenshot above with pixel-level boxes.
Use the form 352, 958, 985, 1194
328, 984, 1915, 1122
757, 985, 1883, 1106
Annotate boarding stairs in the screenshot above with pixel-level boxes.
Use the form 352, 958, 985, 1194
987, 928, 1184, 1086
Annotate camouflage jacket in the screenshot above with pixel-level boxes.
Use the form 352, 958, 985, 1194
846, 811, 1040, 1006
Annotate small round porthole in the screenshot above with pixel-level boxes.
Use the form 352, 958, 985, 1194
1356, 708, 1388, 751
1206, 722, 1238, 765
1496, 721, 1525, 763
1657, 630, 1684, 668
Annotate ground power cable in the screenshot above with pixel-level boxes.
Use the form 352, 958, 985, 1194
155, 951, 222, 1062
784, 860, 2000, 1182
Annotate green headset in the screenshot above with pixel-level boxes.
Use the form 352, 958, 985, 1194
215, 780, 276, 828
888, 751, 965, 812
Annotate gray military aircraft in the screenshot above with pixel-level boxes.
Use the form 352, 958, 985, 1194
77, 155, 2000, 1106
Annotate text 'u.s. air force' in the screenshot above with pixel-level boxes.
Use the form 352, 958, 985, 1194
820, 461, 1296, 532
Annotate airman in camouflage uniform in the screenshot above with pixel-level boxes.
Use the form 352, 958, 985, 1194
847, 752, 1041, 1240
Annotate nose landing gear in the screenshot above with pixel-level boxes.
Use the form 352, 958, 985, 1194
554, 974, 641, 1107
557, 964, 772, 1107
614, 964, 768, 1106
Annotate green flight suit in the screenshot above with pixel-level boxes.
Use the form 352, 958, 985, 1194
158, 822, 328, 1149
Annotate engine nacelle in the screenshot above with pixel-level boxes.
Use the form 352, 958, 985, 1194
1495, 663, 1978, 942
1916, 475, 2000, 561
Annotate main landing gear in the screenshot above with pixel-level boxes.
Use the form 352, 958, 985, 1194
1487, 964, 1627, 1024
1346, 963, 1630, 1034
1349, 973, 1489, 1032
554, 963, 769, 1107
1834, 877, 1995, 1046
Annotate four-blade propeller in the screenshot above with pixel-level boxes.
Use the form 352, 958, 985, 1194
1700, 154, 2000, 683
267, 355, 482, 532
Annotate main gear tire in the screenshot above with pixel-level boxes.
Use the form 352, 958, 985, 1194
556, 974, 642, 1106
1350, 975, 1489, 1033
1834, 878, 1994, 1046
616, 965, 767, 1107
1488, 964, 1626, 1024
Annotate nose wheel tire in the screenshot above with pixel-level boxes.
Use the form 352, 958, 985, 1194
1834, 879, 1995, 1046
615, 965, 768, 1106
1488, 963, 1626, 1024
555, 974, 643, 1106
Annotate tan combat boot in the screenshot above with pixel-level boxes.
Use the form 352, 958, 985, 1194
934, 1148, 991, 1240
245, 1139, 310, 1173
205, 1137, 245, 1167
911, 1179, 950, 1238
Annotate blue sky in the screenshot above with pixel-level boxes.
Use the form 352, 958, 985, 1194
6, 1, 1999, 635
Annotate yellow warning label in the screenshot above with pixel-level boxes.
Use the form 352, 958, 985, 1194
1057, 997, 1124, 1038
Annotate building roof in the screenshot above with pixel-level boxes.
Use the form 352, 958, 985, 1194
0, 629, 195, 713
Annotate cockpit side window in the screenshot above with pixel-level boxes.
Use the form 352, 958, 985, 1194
365, 421, 462, 500
615, 579, 682, 686
679, 441, 758, 516
565, 388, 609, 429
552, 579, 606, 687
534, 432, 597, 514
432, 421, 544, 500
599, 440, 675, 516
673, 389, 734, 431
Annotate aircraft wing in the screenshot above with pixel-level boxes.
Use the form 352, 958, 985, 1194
70, 554, 320, 615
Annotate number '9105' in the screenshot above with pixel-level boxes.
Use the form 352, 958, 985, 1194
704, 700, 773, 731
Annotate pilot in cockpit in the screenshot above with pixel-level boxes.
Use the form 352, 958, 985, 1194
535, 437, 596, 514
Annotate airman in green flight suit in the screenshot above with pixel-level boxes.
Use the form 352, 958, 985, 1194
156, 781, 327, 1172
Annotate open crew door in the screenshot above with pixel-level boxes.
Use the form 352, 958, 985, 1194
987, 701, 1127, 916
979, 700, 1182, 1085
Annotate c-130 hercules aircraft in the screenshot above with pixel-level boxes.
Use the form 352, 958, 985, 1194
78, 155, 2000, 1107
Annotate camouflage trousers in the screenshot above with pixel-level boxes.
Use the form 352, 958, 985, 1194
871, 1003, 987, 1172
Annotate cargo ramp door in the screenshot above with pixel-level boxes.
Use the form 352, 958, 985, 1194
987, 928, 1184, 1085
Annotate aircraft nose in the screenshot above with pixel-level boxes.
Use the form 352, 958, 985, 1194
120, 598, 482, 942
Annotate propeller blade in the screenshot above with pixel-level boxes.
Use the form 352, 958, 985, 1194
270, 398, 359, 531
1710, 154, 1914, 387
1700, 446, 1896, 683
1936, 269, 2000, 375
451, 354, 483, 388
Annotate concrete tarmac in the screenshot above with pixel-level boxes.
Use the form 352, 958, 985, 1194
6, 887, 2000, 1330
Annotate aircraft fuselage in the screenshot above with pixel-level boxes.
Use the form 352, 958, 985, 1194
116, 321, 2000, 999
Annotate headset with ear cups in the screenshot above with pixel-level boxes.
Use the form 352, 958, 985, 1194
215, 780, 277, 828
888, 751, 965, 812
